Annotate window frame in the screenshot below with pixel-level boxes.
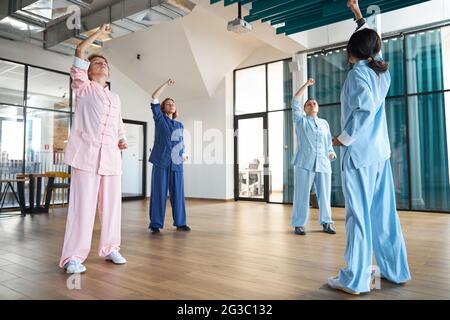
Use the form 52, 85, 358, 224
233, 58, 293, 204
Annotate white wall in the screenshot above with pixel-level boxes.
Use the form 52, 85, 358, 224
181, 5, 262, 97
238, 44, 291, 69
108, 64, 153, 197
176, 74, 234, 199
175, 45, 290, 200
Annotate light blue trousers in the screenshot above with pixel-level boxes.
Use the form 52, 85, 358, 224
339, 158, 411, 293
292, 166, 333, 227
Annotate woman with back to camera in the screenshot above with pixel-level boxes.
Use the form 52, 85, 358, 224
327, 0, 411, 295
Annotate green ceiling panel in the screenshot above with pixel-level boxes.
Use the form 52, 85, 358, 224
210, 0, 431, 35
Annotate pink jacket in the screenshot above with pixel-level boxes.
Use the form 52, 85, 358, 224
64, 57, 126, 175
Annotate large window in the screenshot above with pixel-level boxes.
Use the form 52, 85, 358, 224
27, 66, 71, 111
235, 65, 266, 115
0, 60, 25, 105
0, 59, 72, 209
25, 109, 71, 174
307, 26, 450, 212
234, 59, 294, 203
0, 104, 25, 179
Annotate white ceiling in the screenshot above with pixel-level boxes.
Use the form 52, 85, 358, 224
0, 0, 305, 103
101, 0, 304, 101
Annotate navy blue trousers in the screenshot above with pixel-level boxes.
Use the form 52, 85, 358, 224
149, 165, 187, 229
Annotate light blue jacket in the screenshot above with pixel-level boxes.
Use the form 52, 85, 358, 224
292, 99, 335, 173
338, 37, 391, 169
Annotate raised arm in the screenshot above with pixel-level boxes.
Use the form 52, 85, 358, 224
71, 24, 111, 95
292, 78, 315, 123
75, 24, 111, 60
348, 0, 364, 25
151, 79, 175, 122
348, 0, 383, 57
152, 79, 175, 100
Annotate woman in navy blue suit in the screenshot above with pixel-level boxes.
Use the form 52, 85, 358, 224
148, 79, 190, 234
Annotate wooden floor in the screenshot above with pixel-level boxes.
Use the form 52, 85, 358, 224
0, 199, 449, 300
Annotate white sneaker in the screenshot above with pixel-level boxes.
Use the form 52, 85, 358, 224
105, 250, 127, 264
327, 276, 360, 295
64, 260, 86, 274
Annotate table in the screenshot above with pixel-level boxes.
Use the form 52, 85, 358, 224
0, 178, 27, 216
16, 173, 56, 214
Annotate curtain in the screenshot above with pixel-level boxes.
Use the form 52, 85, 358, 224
307, 50, 348, 105
304, 28, 450, 212
406, 29, 450, 211
318, 105, 345, 206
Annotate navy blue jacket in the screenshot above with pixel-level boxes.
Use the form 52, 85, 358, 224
149, 100, 185, 171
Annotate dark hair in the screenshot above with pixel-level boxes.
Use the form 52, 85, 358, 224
160, 98, 178, 119
87, 54, 110, 80
347, 28, 389, 75
303, 98, 317, 109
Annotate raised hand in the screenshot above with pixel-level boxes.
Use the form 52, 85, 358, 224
347, 0, 363, 20
347, 0, 359, 12
295, 78, 315, 99
76, 24, 112, 59
152, 79, 175, 99
99, 24, 112, 35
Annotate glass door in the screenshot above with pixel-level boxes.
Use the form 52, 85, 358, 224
121, 120, 147, 200
234, 114, 268, 201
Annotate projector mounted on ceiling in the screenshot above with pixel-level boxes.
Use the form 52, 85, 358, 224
227, 17, 252, 34
227, 3, 252, 34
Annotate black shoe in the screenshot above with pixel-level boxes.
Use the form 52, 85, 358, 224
176, 225, 191, 232
322, 223, 336, 234
150, 227, 160, 234
294, 226, 306, 235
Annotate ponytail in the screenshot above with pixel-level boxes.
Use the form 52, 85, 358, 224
368, 58, 389, 75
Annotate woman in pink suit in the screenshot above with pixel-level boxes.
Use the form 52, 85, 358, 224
59, 24, 128, 274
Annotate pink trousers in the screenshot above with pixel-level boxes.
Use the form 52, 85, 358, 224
59, 167, 122, 268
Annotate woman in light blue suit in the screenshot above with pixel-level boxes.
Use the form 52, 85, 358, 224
327, 0, 411, 295
148, 79, 190, 234
291, 78, 337, 236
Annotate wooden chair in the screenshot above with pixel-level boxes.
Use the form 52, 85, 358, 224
42, 171, 71, 208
